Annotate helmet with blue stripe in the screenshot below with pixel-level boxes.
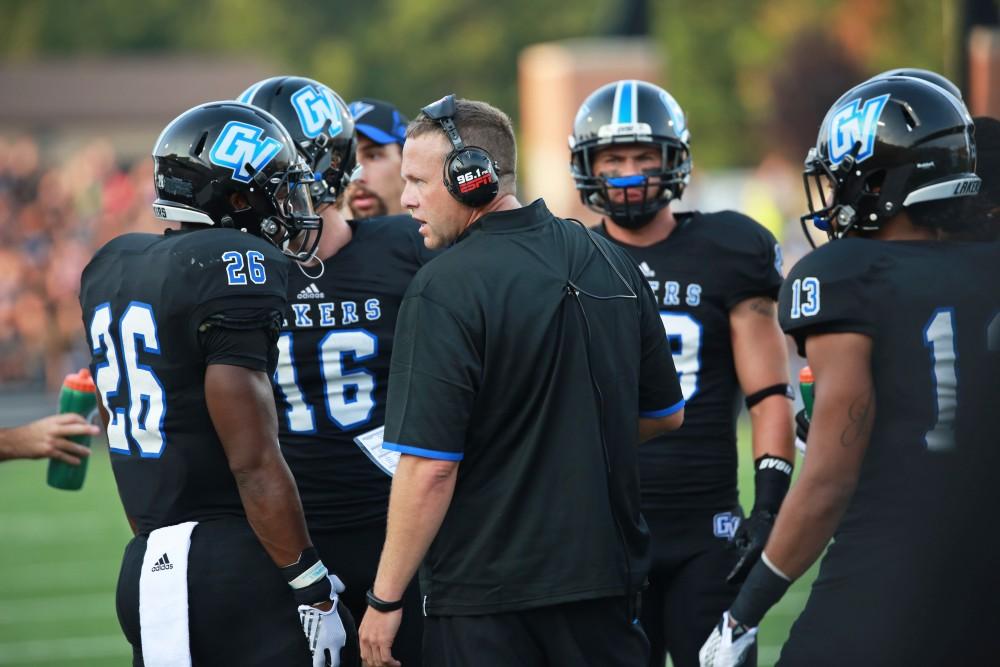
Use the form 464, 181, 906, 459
570, 80, 691, 228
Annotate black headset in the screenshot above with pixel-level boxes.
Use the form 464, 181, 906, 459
420, 94, 500, 208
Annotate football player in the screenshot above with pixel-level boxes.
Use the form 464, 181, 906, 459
570, 80, 795, 667
700, 75, 999, 666
345, 98, 409, 219
239, 77, 435, 666
79, 101, 355, 666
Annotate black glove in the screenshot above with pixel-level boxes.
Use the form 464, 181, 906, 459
795, 408, 810, 443
726, 509, 776, 585
727, 455, 792, 585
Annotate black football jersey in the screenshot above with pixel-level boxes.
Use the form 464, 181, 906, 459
779, 238, 1000, 543
79, 228, 289, 536
273, 215, 435, 531
596, 211, 783, 510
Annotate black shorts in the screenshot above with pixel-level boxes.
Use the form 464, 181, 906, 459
640, 507, 753, 667
310, 521, 422, 667
116, 517, 312, 667
423, 596, 648, 667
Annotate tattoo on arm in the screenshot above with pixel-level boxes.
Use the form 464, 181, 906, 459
840, 388, 875, 448
747, 297, 777, 317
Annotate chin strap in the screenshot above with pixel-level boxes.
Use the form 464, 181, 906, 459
295, 254, 325, 280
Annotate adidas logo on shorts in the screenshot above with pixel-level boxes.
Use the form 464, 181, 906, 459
296, 283, 325, 300
151, 553, 173, 572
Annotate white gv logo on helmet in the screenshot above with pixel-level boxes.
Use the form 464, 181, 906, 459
291, 85, 344, 139
828, 93, 891, 167
209, 121, 282, 183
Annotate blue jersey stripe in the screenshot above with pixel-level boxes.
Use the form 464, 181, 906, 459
383, 441, 464, 461
640, 398, 685, 418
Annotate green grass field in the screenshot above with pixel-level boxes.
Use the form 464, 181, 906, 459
0, 425, 817, 667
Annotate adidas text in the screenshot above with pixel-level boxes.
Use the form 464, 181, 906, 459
296, 283, 326, 300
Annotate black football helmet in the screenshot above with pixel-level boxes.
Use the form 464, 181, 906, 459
801, 76, 979, 244
870, 67, 963, 101
238, 76, 356, 208
152, 101, 322, 260
570, 80, 691, 228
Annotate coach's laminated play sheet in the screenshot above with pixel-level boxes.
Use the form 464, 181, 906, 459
354, 426, 399, 477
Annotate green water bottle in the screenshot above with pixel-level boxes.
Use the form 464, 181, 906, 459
47, 368, 98, 491
799, 366, 815, 419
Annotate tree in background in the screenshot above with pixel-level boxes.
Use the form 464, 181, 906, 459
0, 0, 957, 168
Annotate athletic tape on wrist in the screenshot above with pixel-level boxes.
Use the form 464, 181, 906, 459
288, 561, 328, 590
281, 547, 334, 606
281, 547, 327, 588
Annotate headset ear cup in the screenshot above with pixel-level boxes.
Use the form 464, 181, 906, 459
446, 148, 499, 207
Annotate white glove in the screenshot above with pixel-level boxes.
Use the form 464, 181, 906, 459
699, 611, 758, 667
298, 574, 347, 667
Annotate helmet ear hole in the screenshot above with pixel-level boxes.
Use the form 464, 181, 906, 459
863, 169, 886, 194
192, 132, 208, 158
228, 191, 249, 211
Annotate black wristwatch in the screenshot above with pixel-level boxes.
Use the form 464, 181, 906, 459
366, 588, 404, 612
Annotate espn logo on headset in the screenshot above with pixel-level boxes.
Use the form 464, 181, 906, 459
457, 168, 492, 193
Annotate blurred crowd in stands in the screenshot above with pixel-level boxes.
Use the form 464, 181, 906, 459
0, 133, 813, 392
0, 136, 159, 390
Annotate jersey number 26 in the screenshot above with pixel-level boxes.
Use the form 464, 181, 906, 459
88, 302, 167, 457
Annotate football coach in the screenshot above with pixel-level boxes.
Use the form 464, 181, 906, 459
358, 94, 685, 667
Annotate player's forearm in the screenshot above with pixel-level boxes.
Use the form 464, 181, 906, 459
763, 361, 873, 579
205, 363, 312, 567
373, 455, 457, 601
762, 471, 855, 579
749, 395, 795, 462
731, 296, 795, 463
231, 451, 312, 567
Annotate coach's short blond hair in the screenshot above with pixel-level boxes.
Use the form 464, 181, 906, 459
407, 98, 517, 194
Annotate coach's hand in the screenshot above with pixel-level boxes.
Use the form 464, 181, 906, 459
359, 607, 402, 667
726, 509, 776, 585
699, 611, 757, 667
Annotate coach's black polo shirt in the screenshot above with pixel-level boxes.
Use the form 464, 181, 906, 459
383, 199, 683, 616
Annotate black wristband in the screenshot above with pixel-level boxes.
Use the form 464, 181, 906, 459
744, 383, 794, 409
366, 588, 404, 612
753, 455, 792, 514
729, 557, 791, 627
281, 547, 332, 606
292, 574, 333, 606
